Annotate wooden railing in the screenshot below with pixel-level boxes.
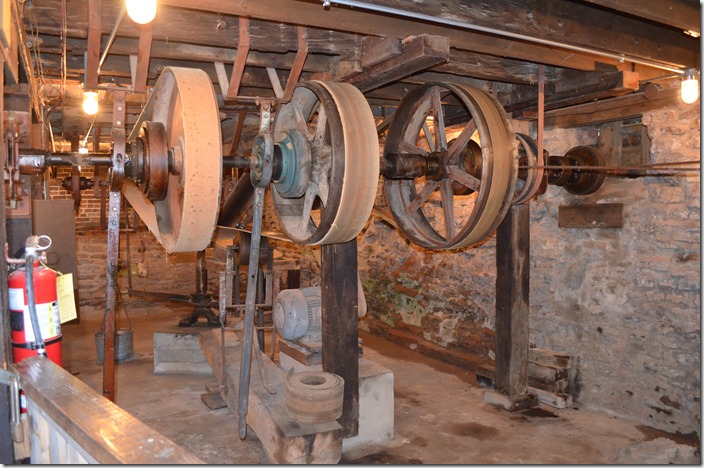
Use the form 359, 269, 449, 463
14, 356, 204, 464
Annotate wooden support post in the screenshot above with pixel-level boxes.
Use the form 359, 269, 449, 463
495, 204, 530, 397
321, 240, 359, 437
84, 0, 101, 89
132, 25, 153, 93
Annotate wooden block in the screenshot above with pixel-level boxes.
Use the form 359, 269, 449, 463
278, 339, 322, 366
528, 362, 569, 384
361, 36, 403, 68
529, 348, 573, 369
558, 203, 624, 228
201, 391, 227, 410
200, 330, 343, 464
484, 390, 538, 412
527, 387, 573, 409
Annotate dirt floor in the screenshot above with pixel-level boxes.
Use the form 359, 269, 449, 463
60, 302, 699, 464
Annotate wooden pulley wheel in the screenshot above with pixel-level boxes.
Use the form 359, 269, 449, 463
384, 83, 517, 250
285, 371, 344, 424
271, 81, 379, 245
122, 67, 222, 253
512, 133, 546, 205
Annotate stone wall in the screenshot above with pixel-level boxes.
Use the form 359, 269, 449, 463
357, 101, 700, 437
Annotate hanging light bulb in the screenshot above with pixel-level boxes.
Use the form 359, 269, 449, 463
82, 91, 99, 115
126, 0, 157, 25
680, 69, 699, 104
78, 145, 89, 154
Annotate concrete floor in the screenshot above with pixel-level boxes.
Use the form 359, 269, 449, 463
61, 302, 696, 464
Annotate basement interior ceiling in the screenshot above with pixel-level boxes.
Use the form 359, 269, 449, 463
15, 0, 701, 152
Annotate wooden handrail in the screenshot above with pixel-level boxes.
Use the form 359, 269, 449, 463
15, 356, 204, 464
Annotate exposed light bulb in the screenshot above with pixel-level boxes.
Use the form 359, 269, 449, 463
680, 72, 699, 104
126, 0, 157, 24
82, 91, 99, 115
78, 146, 89, 154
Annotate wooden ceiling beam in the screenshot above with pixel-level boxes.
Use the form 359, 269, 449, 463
39, 35, 334, 73
338, 34, 450, 93
27, 0, 362, 59
506, 68, 640, 116
84, 0, 101, 88
432, 50, 541, 85
161, 0, 697, 72
160, 0, 602, 72
581, 0, 700, 35
543, 84, 681, 128
131, 25, 153, 93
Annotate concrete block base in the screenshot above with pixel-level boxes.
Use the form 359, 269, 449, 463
484, 390, 538, 412
154, 327, 238, 375
279, 349, 394, 452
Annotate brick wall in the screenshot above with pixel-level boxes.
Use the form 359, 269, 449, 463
48, 166, 105, 232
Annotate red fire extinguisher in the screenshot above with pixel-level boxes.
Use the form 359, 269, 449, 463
8, 235, 62, 367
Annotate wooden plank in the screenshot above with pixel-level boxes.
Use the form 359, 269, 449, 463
529, 348, 573, 369
495, 204, 530, 397
582, 0, 700, 35
544, 84, 681, 128
16, 357, 205, 464
342, 34, 449, 92
133, 25, 153, 93
29, 407, 51, 463
558, 203, 624, 229
321, 239, 360, 437
199, 330, 343, 464
84, 0, 101, 88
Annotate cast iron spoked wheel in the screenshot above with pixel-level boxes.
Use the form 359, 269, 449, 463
272, 81, 379, 245
384, 83, 517, 250
513, 133, 546, 205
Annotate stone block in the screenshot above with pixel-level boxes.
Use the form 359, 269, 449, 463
154, 327, 239, 375
279, 352, 394, 452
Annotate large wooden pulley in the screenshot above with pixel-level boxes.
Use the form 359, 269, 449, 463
123, 67, 223, 253
383, 83, 517, 250
271, 81, 379, 245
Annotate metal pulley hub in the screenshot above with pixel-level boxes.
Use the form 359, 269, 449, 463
546, 146, 606, 195
130, 121, 170, 201
273, 130, 311, 198
250, 133, 274, 188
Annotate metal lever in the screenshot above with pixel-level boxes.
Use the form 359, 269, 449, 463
0, 368, 24, 443
237, 101, 275, 440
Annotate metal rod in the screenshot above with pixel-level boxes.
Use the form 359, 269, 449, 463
520, 165, 700, 171
237, 185, 266, 440
323, 0, 688, 74
98, 6, 125, 73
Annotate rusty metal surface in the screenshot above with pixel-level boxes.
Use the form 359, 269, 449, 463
383, 82, 517, 250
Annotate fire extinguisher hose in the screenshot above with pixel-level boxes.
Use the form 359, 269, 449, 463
24, 254, 46, 356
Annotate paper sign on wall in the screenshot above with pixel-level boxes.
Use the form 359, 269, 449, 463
57, 273, 77, 323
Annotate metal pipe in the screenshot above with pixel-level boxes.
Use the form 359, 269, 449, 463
322, 0, 687, 74
98, 6, 126, 74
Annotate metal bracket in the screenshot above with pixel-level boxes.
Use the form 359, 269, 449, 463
0, 368, 24, 443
